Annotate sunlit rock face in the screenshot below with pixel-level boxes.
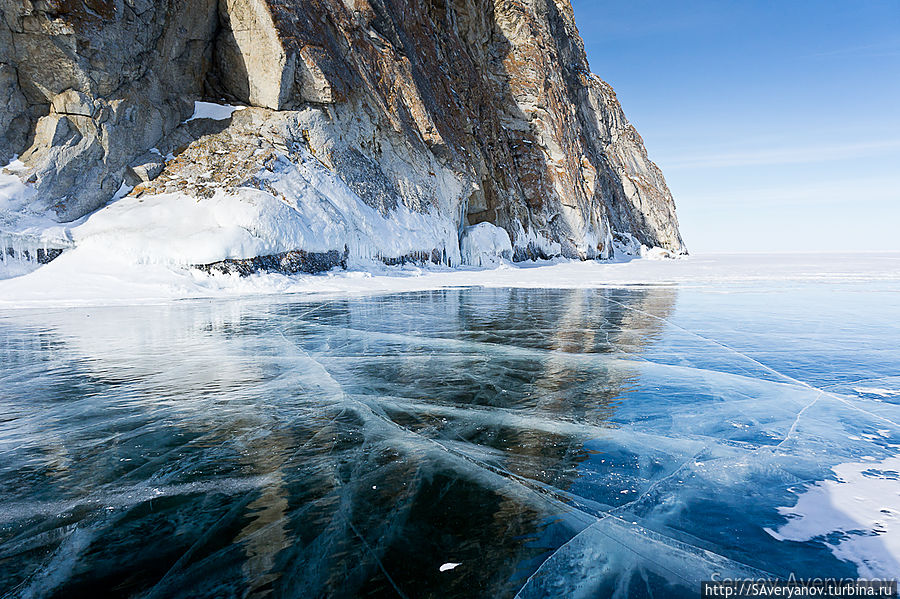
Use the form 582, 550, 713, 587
0, 0, 685, 261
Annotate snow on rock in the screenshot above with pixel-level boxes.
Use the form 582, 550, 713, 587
513, 225, 563, 261
0, 160, 35, 222
1, 158, 77, 241
460, 222, 512, 267
68, 146, 460, 269
640, 246, 678, 261
612, 231, 642, 257
184, 101, 246, 122
612, 231, 678, 261
1, 159, 74, 280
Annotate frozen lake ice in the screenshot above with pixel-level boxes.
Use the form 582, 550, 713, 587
1, 272, 899, 597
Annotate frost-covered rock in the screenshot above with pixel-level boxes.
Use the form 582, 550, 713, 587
612, 232, 643, 257
72, 142, 460, 269
640, 246, 679, 260
460, 223, 513, 267
611, 231, 680, 261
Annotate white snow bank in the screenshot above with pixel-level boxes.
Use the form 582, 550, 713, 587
460, 222, 512, 266
2, 141, 466, 284
1, 159, 76, 280
0, 256, 41, 280
72, 191, 292, 266
855, 387, 900, 398
68, 148, 460, 268
184, 101, 246, 122
767, 456, 900, 578
0, 160, 32, 217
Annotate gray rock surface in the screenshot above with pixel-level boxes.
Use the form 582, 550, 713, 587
0, 0, 217, 219
0, 0, 686, 259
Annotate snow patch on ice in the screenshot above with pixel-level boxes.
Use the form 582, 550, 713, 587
640, 246, 678, 261
460, 222, 512, 267
855, 387, 900, 398
768, 456, 900, 578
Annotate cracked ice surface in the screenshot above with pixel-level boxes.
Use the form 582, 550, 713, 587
0, 281, 899, 598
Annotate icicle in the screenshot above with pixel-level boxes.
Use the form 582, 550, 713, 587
0, 231, 69, 275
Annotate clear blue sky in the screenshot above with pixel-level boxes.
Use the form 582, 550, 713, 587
571, 0, 900, 253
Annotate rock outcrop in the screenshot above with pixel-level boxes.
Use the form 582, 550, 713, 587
0, 0, 685, 267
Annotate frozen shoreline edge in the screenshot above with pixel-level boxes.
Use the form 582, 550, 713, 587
1, 252, 900, 311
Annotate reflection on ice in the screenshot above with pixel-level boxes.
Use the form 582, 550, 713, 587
0, 284, 898, 598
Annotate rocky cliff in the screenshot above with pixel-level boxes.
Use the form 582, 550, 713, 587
0, 0, 685, 269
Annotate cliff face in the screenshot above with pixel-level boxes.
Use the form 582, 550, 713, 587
0, 0, 685, 265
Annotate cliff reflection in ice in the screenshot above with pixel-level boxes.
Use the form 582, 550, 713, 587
2, 284, 898, 598
0, 289, 675, 597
